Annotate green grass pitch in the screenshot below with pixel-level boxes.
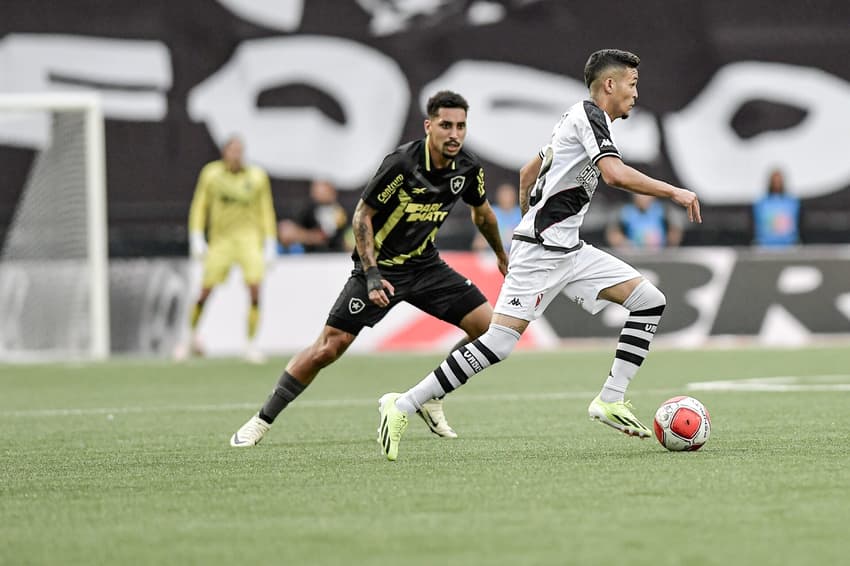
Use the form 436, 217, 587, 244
2, 346, 850, 566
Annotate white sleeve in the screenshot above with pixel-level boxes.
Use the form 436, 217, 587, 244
576, 104, 620, 164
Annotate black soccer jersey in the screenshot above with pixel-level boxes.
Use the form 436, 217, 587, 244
356, 137, 487, 269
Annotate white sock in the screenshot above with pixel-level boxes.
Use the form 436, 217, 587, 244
600, 280, 666, 402
395, 324, 521, 414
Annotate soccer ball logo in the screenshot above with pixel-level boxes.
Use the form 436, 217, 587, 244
653, 396, 711, 451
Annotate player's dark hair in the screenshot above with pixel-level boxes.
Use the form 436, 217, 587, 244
426, 90, 469, 118
584, 49, 640, 88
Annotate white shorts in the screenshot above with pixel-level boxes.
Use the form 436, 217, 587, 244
494, 240, 641, 321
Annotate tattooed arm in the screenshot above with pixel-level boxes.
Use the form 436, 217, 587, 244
352, 199, 394, 306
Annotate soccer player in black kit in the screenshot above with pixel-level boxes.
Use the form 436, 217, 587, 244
230, 90, 509, 447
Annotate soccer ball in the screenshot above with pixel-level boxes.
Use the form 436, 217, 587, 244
653, 396, 711, 451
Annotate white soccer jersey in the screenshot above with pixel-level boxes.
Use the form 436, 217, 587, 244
514, 99, 620, 248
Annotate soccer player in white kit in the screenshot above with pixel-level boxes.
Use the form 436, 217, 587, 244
377, 48, 702, 461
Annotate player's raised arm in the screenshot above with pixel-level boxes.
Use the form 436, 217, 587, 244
596, 156, 702, 223
351, 199, 394, 307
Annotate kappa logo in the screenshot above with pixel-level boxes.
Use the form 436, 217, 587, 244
450, 175, 466, 194
349, 297, 365, 314
507, 297, 522, 307
600, 138, 614, 148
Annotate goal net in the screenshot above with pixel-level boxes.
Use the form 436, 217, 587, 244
0, 92, 110, 361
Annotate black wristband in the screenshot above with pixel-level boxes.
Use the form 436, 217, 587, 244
365, 266, 384, 293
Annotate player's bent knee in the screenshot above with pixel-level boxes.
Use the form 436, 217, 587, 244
643, 282, 666, 308
656, 287, 667, 308
474, 323, 521, 363
624, 280, 666, 312
312, 332, 354, 367
455, 301, 492, 340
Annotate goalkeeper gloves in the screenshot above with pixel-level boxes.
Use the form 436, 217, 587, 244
264, 237, 278, 263
189, 231, 207, 259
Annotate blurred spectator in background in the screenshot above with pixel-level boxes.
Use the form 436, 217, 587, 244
176, 135, 277, 364
472, 182, 522, 252
278, 179, 350, 253
752, 168, 800, 247
605, 193, 684, 250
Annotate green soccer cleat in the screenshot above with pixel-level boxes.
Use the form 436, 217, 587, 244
588, 395, 652, 438
377, 393, 409, 461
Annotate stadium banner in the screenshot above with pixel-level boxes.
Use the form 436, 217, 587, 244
103, 247, 850, 357
3, 1, 850, 251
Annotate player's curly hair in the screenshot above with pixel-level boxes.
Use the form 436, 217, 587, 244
426, 90, 469, 118
584, 49, 640, 88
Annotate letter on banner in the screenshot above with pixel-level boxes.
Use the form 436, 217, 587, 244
216, 0, 304, 31
0, 34, 171, 147
422, 60, 660, 169
664, 61, 850, 204
188, 36, 410, 188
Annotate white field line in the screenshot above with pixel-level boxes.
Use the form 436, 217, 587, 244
3, 375, 850, 418
0, 390, 643, 418
688, 374, 850, 392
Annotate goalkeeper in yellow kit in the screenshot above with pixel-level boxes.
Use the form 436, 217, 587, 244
177, 136, 277, 363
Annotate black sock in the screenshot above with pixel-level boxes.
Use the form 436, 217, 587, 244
258, 371, 306, 424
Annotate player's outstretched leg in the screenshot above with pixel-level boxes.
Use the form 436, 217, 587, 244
228, 370, 306, 447
377, 393, 409, 461
589, 279, 665, 439
378, 324, 520, 460
417, 398, 457, 438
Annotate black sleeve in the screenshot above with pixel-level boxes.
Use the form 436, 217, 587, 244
582, 101, 620, 164
461, 166, 488, 207
298, 204, 318, 229
361, 152, 407, 210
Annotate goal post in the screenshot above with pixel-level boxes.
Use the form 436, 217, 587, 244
0, 92, 110, 360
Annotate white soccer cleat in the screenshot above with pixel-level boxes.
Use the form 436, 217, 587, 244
244, 344, 267, 364
190, 335, 205, 357
230, 414, 271, 447
172, 335, 205, 362
417, 398, 458, 438
172, 341, 189, 362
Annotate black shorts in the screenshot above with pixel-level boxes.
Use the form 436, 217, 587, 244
326, 259, 488, 335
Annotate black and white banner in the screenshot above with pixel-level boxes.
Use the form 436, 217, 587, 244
2, 1, 850, 251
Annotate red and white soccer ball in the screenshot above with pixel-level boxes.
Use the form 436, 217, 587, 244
653, 396, 711, 451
